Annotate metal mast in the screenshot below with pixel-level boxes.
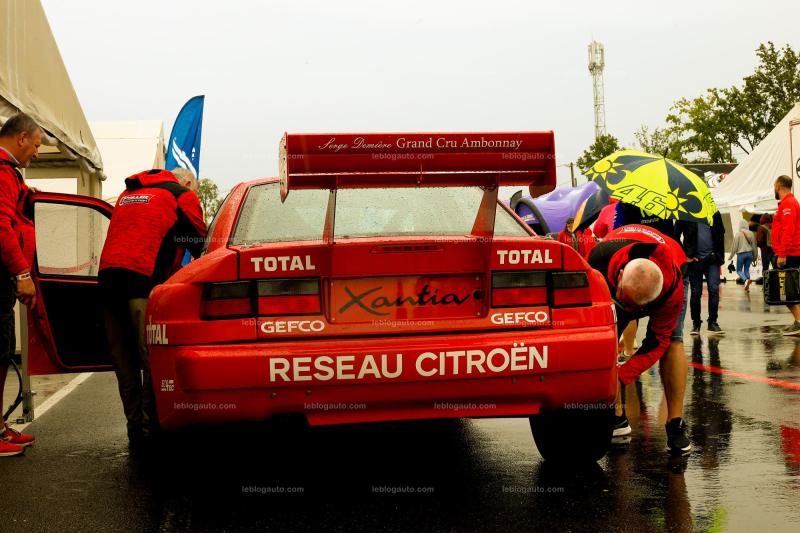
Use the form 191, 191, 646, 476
588, 41, 606, 139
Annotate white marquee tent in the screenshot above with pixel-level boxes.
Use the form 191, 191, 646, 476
0, 0, 105, 195
713, 102, 800, 214
1, 0, 110, 406
35, 121, 166, 201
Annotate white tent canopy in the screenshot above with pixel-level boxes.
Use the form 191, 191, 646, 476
0, 0, 104, 179
34, 120, 166, 199
713, 102, 800, 213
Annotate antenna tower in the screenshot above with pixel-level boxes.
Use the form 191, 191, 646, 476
588, 41, 607, 139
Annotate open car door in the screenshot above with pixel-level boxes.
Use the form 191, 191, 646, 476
25, 193, 114, 375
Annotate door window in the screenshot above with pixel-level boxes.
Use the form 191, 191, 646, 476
34, 202, 109, 278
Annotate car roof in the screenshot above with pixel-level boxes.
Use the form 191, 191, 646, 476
241, 176, 280, 188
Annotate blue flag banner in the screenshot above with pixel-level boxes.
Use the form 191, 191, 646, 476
166, 95, 204, 176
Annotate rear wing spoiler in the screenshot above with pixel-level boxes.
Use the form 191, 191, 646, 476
279, 132, 556, 201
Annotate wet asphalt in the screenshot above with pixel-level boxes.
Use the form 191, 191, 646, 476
2, 281, 800, 533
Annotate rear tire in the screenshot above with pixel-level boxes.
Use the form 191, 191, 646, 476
529, 408, 613, 463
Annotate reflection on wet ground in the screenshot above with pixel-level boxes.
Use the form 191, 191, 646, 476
620, 284, 800, 532
1, 284, 799, 532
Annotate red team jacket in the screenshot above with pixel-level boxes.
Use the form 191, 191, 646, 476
0, 151, 35, 275
587, 225, 686, 384
592, 199, 619, 238
99, 169, 207, 298
772, 192, 800, 258
556, 228, 596, 258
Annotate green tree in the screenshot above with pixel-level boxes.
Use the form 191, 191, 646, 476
667, 89, 741, 163
198, 178, 224, 220
577, 133, 622, 173
724, 42, 800, 151
633, 125, 684, 161
667, 42, 800, 163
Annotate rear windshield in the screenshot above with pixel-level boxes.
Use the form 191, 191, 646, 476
230, 183, 529, 245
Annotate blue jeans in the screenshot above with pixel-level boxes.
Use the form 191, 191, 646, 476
688, 257, 721, 326
736, 252, 753, 281
671, 276, 689, 340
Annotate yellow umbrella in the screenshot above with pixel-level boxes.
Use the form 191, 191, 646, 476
584, 149, 717, 225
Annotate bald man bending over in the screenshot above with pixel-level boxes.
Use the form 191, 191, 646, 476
587, 224, 691, 455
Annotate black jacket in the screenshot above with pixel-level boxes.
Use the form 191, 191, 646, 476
617, 203, 676, 240
674, 212, 725, 265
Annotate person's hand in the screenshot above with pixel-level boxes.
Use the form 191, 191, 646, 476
28, 187, 40, 194
15, 276, 36, 308
778, 256, 787, 268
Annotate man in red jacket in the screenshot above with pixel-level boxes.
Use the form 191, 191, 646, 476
99, 169, 207, 444
587, 224, 691, 454
772, 175, 800, 335
0, 114, 40, 457
557, 217, 597, 258
592, 198, 618, 238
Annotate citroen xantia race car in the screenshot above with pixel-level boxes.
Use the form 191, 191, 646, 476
26, 132, 618, 462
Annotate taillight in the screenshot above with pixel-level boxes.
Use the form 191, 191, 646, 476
551, 272, 591, 307
492, 271, 548, 307
490, 271, 592, 308
202, 278, 322, 319
257, 278, 321, 316
202, 281, 252, 318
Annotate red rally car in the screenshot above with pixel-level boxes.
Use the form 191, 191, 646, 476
25, 132, 618, 462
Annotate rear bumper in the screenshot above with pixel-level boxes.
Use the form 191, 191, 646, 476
149, 326, 618, 429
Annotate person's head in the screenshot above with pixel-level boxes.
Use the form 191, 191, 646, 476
171, 167, 199, 194
615, 257, 664, 312
0, 113, 42, 168
738, 218, 749, 232
774, 175, 793, 200
760, 213, 772, 225
565, 217, 575, 232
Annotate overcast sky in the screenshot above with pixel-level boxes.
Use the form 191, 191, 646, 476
41, 0, 800, 193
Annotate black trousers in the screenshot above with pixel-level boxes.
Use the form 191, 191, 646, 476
0, 276, 15, 367
102, 294, 156, 435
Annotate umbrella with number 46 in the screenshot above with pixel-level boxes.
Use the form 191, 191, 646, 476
582, 149, 718, 226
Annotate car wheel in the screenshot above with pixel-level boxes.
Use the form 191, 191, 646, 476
529, 408, 613, 463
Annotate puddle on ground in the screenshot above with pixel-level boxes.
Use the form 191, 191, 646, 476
740, 325, 786, 335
